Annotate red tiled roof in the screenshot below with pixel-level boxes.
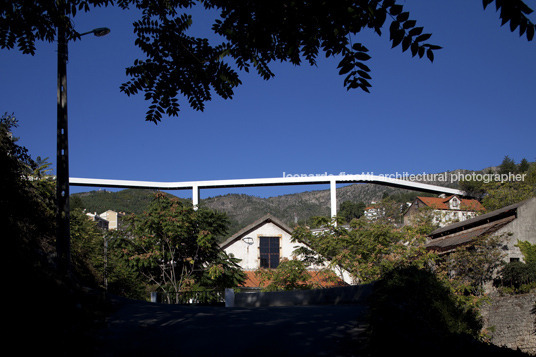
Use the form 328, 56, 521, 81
241, 270, 347, 289
417, 196, 485, 211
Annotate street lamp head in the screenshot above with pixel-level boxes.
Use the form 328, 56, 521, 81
92, 27, 111, 37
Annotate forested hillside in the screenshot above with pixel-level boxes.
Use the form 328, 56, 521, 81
71, 189, 185, 215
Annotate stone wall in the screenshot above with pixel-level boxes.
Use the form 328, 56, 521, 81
481, 293, 536, 355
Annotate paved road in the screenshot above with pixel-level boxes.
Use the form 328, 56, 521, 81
93, 299, 369, 357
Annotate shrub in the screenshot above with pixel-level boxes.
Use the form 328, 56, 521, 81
365, 266, 482, 355
495, 261, 536, 294
255, 258, 318, 291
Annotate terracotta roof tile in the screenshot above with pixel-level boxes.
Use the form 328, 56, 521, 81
240, 270, 347, 289
417, 196, 484, 211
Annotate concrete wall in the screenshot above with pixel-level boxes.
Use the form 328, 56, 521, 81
496, 198, 536, 262
481, 293, 536, 355
231, 284, 373, 308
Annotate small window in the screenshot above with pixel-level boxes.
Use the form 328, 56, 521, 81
510, 257, 520, 263
450, 197, 460, 210
259, 236, 280, 269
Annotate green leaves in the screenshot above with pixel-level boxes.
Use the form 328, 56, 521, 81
292, 217, 435, 284
121, 192, 242, 295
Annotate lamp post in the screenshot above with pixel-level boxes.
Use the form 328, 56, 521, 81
56, 23, 110, 274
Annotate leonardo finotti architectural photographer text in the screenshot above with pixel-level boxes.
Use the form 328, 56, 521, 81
282, 171, 527, 184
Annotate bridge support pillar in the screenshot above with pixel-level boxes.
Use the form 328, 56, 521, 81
192, 185, 199, 210
330, 179, 337, 222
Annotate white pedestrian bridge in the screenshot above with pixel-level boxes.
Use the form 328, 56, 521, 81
70, 174, 465, 218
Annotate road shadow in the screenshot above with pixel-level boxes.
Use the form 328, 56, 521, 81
92, 298, 369, 356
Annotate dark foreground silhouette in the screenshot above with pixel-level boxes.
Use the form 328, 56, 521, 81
92, 298, 369, 357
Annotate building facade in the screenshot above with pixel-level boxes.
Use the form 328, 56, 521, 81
220, 214, 350, 287
404, 195, 485, 227
425, 197, 536, 262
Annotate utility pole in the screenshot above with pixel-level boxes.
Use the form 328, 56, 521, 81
55, 7, 110, 274
56, 16, 71, 275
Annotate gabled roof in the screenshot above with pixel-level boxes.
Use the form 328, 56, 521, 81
425, 198, 533, 253
428, 198, 527, 239
219, 214, 294, 249
425, 216, 515, 254
415, 195, 485, 211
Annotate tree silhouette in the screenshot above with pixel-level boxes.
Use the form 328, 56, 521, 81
1, 1, 535, 122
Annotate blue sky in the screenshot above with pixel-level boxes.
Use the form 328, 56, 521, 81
2, 0, 535, 200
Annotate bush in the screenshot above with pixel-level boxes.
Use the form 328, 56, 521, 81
365, 267, 482, 355
364, 266, 530, 356
495, 261, 536, 294
255, 258, 318, 291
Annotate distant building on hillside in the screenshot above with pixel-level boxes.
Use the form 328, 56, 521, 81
364, 202, 381, 221
98, 210, 125, 230
403, 195, 485, 227
86, 210, 125, 230
86, 212, 109, 230
425, 197, 536, 263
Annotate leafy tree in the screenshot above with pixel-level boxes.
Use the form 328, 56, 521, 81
2, 113, 110, 354
117, 192, 245, 302
517, 240, 536, 263
338, 200, 365, 223
498, 155, 518, 175
2, 112, 56, 272
436, 234, 506, 296
518, 158, 530, 173
481, 163, 536, 210
70, 208, 106, 288
102, 230, 147, 298
495, 261, 536, 294
292, 217, 436, 284
458, 173, 488, 200
493, 241, 536, 294
2, 1, 534, 122
458, 159, 536, 210
69, 208, 146, 298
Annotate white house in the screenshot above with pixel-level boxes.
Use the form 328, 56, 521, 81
86, 212, 109, 230
403, 195, 485, 227
86, 209, 125, 230
219, 214, 351, 287
98, 210, 125, 230
220, 214, 300, 270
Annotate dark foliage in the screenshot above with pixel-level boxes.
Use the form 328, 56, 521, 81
2, 1, 534, 122
122, 0, 441, 122
364, 266, 528, 356
2, 115, 112, 354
